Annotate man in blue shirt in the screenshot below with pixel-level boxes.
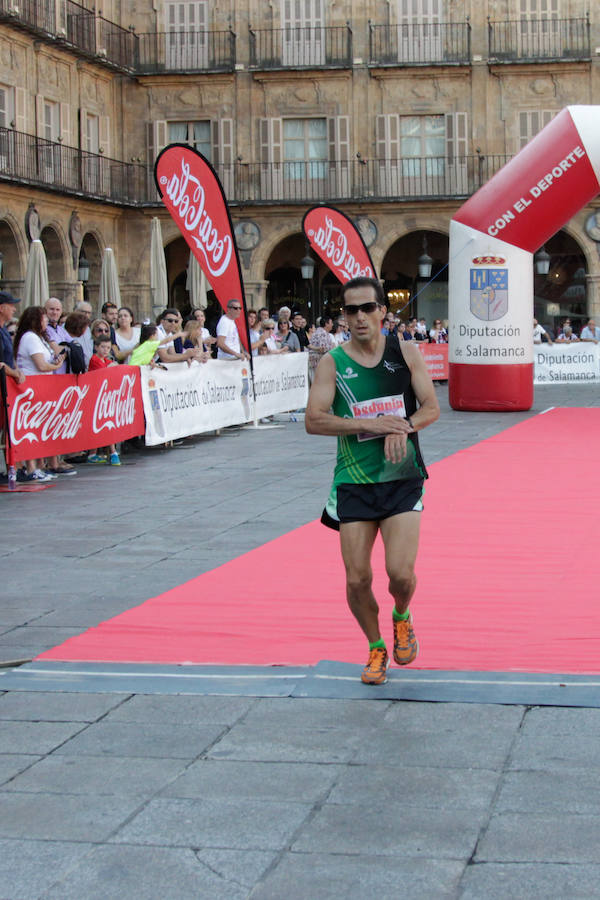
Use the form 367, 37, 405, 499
0, 292, 24, 383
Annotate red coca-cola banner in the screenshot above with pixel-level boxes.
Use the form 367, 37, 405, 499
302, 206, 376, 285
5, 368, 145, 464
154, 144, 249, 350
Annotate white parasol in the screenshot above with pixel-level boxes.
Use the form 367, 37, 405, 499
99, 247, 121, 307
23, 239, 49, 308
186, 253, 210, 309
150, 218, 169, 312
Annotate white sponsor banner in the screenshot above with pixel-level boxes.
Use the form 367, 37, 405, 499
140, 353, 309, 444
141, 359, 252, 445
534, 343, 600, 384
253, 352, 308, 419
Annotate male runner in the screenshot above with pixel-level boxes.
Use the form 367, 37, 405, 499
305, 276, 439, 684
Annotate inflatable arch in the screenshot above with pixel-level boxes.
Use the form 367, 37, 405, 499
448, 106, 600, 410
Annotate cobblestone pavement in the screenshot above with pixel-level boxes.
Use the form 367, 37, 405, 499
1, 383, 599, 899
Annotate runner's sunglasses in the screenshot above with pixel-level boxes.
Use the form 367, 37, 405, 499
343, 301, 380, 315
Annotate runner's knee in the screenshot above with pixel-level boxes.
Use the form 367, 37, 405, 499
388, 571, 416, 599
346, 571, 373, 596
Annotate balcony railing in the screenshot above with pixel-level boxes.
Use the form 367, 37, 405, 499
0, 128, 147, 205
96, 15, 137, 70
1, 132, 510, 206
136, 29, 235, 73
369, 22, 471, 66
0, 0, 138, 70
62, 0, 95, 55
249, 25, 352, 69
488, 17, 590, 62
206, 155, 511, 205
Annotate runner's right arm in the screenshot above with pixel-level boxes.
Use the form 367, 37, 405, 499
305, 354, 410, 437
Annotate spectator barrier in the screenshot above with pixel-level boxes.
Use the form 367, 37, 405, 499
534, 343, 600, 383
416, 342, 448, 380
2, 354, 309, 462
5, 367, 144, 464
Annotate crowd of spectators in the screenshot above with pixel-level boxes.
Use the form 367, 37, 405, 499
533, 317, 600, 344
1, 287, 452, 482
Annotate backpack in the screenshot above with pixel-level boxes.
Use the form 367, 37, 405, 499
61, 340, 86, 374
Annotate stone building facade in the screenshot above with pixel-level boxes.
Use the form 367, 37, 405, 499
1, 0, 599, 329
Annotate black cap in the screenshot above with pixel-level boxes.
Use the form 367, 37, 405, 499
0, 291, 21, 305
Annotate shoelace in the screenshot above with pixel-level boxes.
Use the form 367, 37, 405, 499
368, 648, 387, 668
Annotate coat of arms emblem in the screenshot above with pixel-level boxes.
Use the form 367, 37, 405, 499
470, 267, 508, 321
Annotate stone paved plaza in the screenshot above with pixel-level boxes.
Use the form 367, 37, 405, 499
1, 382, 600, 899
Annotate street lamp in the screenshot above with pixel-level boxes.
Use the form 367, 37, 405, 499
534, 246, 551, 276
301, 249, 315, 319
77, 252, 90, 302
417, 235, 433, 279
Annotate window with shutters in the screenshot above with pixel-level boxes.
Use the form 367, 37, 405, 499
82, 112, 100, 194
260, 116, 348, 200
397, 0, 443, 63
282, 0, 325, 67
518, 110, 555, 150
0, 85, 15, 173
37, 97, 62, 185
377, 113, 468, 197
517, 0, 560, 56
283, 118, 327, 181
165, 1, 208, 70
168, 120, 212, 158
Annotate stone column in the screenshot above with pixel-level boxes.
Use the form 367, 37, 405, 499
585, 273, 600, 320
243, 280, 269, 310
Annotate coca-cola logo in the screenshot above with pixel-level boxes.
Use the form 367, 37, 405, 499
304, 208, 375, 283
159, 157, 232, 279
93, 375, 137, 433
11, 385, 89, 445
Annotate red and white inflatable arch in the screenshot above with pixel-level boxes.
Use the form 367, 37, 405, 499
449, 106, 600, 410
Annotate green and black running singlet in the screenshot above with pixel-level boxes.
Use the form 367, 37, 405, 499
323, 336, 428, 525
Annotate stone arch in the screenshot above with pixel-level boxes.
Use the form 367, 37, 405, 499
40, 223, 69, 291
380, 229, 450, 324
80, 231, 103, 308
0, 212, 27, 295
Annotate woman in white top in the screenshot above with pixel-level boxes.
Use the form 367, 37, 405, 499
15, 306, 66, 376
14, 306, 67, 480
112, 306, 141, 364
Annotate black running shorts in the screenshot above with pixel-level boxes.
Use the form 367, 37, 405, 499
321, 477, 425, 531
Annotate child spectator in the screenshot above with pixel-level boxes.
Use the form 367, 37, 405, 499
87, 335, 121, 466
129, 323, 182, 366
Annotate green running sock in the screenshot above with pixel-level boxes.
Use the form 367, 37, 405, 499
392, 607, 410, 622
368, 638, 386, 651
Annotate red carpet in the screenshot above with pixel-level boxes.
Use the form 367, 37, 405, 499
38, 408, 600, 673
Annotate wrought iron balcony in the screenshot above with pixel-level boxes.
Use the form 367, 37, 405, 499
136, 29, 236, 73
249, 25, 352, 70
2, 132, 511, 207
488, 17, 590, 62
0, 128, 147, 205
0, 0, 138, 71
369, 21, 471, 66
201, 155, 511, 206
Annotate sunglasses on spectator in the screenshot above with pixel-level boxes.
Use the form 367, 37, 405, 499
344, 302, 380, 315
7, 329, 16, 336
263, 325, 274, 330
164, 317, 179, 323
230, 305, 242, 310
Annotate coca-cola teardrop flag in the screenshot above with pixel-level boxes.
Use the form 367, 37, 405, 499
302, 206, 376, 284
154, 144, 249, 350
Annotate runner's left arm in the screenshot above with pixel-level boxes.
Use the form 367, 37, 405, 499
399, 342, 440, 432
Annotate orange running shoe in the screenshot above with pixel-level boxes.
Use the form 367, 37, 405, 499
392, 612, 419, 665
361, 646, 389, 685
